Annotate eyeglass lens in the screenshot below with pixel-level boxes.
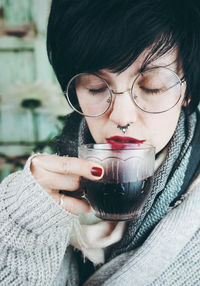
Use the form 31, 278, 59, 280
67, 74, 111, 117
66, 67, 181, 116
132, 67, 181, 113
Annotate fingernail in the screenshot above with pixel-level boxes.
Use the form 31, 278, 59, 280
91, 167, 103, 177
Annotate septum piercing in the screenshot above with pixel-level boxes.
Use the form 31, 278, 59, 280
117, 123, 130, 134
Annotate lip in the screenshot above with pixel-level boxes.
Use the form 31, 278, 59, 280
106, 136, 145, 144
106, 136, 146, 150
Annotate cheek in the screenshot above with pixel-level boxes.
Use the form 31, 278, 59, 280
85, 118, 105, 143
149, 109, 181, 153
150, 83, 185, 151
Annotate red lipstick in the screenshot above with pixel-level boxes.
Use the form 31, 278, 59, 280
106, 136, 145, 149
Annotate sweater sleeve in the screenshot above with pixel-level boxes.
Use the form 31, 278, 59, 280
0, 154, 79, 285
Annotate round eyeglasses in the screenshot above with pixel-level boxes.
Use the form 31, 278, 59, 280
64, 66, 185, 117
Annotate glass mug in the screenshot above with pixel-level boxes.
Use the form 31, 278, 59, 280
78, 143, 155, 221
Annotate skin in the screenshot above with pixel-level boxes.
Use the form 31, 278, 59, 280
31, 48, 186, 215
86, 49, 186, 153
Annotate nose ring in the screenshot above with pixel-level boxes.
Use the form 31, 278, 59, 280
117, 123, 130, 134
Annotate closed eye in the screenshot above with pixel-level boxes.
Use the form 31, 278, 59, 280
88, 87, 108, 94
139, 86, 161, 94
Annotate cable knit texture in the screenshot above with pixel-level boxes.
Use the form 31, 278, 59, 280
0, 155, 78, 285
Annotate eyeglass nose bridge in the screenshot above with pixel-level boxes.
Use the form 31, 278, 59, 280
111, 88, 132, 95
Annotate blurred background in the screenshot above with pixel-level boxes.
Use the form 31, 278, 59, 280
0, 0, 72, 181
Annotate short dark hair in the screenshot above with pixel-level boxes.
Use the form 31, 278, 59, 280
47, 0, 200, 113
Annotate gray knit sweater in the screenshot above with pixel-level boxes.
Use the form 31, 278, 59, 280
0, 155, 200, 286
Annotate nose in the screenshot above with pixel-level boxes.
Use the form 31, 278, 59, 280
109, 90, 138, 127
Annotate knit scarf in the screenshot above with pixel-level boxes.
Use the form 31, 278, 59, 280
54, 108, 200, 260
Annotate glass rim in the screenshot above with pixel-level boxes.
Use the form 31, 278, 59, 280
78, 143, 155, 151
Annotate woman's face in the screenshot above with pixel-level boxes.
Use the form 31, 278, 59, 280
85, 50, 186, 153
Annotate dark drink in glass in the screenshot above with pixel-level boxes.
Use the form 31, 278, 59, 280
79, 143, 155, 221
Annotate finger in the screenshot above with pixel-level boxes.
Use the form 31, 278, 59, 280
32, 155, 104, 180
31, 164, 80, 191
53, 193, 92, 215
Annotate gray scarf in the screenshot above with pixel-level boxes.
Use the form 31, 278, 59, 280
55, 108, 199, 260
109, 110, 197, 259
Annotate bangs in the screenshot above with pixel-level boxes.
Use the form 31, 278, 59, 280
69, 2, 178, 73
47, 1, 182, 89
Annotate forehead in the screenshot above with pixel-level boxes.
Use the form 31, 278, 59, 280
98, 48, 178, 77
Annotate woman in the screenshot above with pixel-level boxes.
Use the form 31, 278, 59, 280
1, 0, 200, 285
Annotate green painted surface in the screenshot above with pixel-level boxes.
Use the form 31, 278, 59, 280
0, 0, 71, 181
0, 49, 36, 91
2, 0, 33, 25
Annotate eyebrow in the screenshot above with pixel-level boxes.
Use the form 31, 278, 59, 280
143, 60, 178, 72
95, 60, 178, 81
95, 70, 110, 77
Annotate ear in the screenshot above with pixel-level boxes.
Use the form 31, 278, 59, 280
182, 94, 191, 108
181, 80, 191, 107
182, 99, 188, 107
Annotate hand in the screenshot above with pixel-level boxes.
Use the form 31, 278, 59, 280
30, 154, 104, 215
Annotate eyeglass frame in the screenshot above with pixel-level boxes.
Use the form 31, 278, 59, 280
64, 66, 185, 117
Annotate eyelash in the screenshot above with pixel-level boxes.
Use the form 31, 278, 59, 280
139, 86, 161, 94
88, 85, 162, 95
89, 87, 107, 94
